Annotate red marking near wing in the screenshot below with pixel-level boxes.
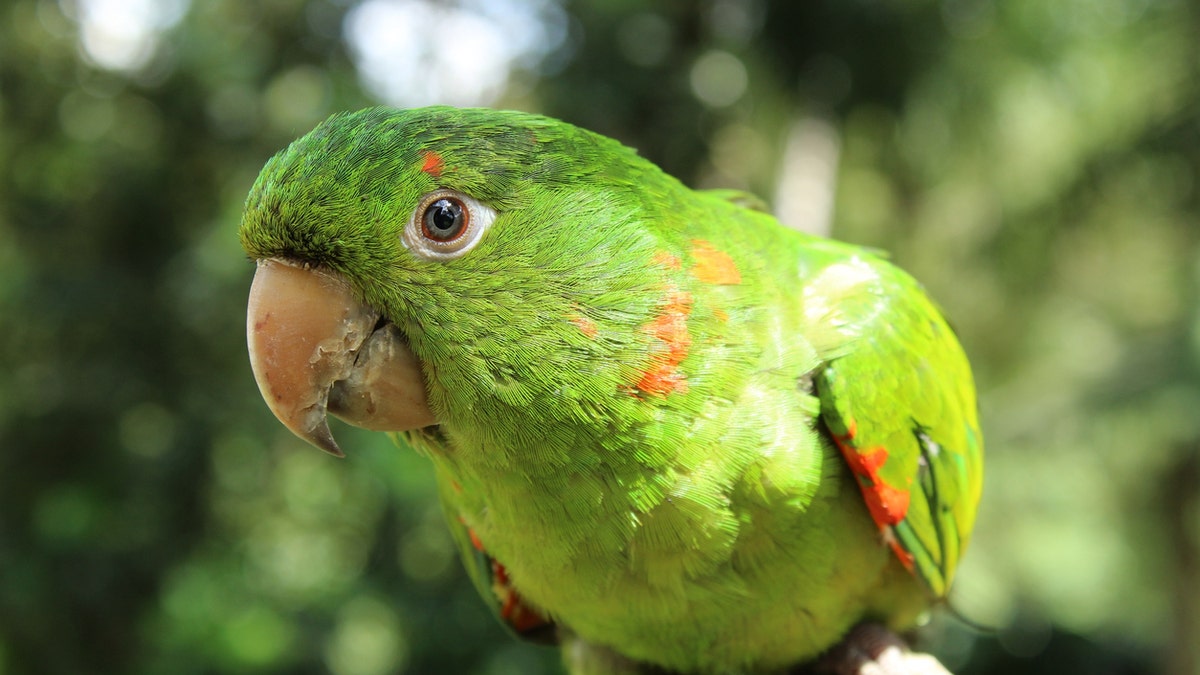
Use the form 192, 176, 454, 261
832, 419, 911, 527
491, 559, 548, 632
420, 150, 444, 177
689, 240, 742, 285
635, 288, 693, 396
467, 527, 551, 634
887, 536, 915, 570
468, 527, 486, 552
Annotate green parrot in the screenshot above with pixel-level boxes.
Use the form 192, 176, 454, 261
240, 106, 983, 675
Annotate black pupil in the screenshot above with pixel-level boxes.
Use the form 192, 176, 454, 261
424, 198, 464, 240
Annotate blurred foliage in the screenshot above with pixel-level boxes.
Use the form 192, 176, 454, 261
0, 0, 1197, 673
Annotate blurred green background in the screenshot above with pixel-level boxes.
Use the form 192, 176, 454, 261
1, 0, 1197, 673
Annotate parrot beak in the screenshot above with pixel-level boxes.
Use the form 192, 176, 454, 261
246, 259, 436, 456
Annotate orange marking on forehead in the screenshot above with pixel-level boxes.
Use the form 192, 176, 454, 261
420, 150, 444, 177
689, 240, 742, 285
635, 288, 693, 397
651, 251, 682, 270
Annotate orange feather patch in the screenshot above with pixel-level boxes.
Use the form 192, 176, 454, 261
570, 315, 599, 338
635, 287, 693, 396
689, 240, 742, 285
651, 250, 682, 270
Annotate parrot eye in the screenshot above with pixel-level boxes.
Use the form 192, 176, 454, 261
422, 197, 466, 241
403, 189, 496, 260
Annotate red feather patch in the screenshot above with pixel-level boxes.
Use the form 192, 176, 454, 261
465, 527, 553, 635
420, 150, 444, 177
831, 419, 916, 569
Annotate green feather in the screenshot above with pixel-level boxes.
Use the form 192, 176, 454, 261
241, 106, 984, 674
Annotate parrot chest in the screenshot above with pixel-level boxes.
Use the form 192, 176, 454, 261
437, 437, 915, 673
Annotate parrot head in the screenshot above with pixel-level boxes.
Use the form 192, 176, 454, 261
241, 106, 687, 456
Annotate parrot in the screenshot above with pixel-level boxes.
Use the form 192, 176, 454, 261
240, 106, 983, 675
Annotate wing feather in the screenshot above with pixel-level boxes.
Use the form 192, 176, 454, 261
805, 253, 983, 597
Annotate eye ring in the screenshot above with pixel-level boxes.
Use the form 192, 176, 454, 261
403, 189, 496, 261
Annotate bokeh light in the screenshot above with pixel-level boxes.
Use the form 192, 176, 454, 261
65, 0, 189, 72
343, 0, 567, 107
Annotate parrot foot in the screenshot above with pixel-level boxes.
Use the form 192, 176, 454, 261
805, 623, 952, 675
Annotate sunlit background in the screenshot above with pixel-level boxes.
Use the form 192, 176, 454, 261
1, 0, 1197, 673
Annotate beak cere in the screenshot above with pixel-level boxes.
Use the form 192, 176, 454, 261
246, 259, 436, 456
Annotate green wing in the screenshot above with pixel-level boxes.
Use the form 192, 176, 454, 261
802, 249, 984, 597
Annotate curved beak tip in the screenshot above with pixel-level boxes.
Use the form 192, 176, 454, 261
247, 259, 376, 456
246, 258, 436, 456
307, 422, 346, 458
